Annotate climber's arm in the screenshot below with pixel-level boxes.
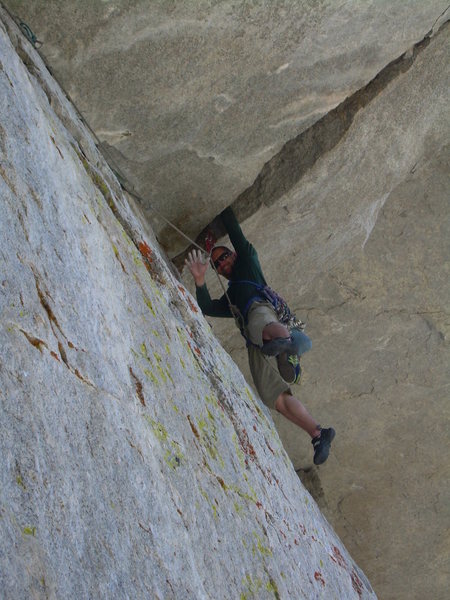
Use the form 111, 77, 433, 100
185, 250, 233, 318
195, 284, 233, 318
220, 206, 255, 258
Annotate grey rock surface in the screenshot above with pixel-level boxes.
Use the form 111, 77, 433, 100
0, 10, 375, 599
192, 23, 450, 600
3, 0, 449, 253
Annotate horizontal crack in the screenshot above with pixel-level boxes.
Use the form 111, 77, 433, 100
173, 20, 449, 269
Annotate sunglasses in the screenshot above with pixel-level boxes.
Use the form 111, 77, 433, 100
213, 250, 232, 269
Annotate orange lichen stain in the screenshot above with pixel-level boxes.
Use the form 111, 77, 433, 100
331, 545, 347, 568
139, 241, 153, 263
253, 424, 257, 432
314, 572, 325, 587
216, 477, 226, 490
177, 285, 199, 313
187, 415, 200, 439
187, 297, 199, 313
138, 240, 159, 278
74, 369, 85, 381
50, 351, 60, 362
256, 501, 263, 510
129, 367, 145, 406
20, 329, 47, 352
187, 340, 201, 357
68, 341, 75, 349
135, 380, 145, 406
238, 428, 257, 463
351, 569, 364, 598
265, 441, 275, 454
294, 539, 299, 545
298, 523, 306, 536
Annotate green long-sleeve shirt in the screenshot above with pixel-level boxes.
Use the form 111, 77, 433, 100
196, 207, 267, 321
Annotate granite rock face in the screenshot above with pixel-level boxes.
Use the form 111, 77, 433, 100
0, 11, 375, 600
199, 23, 450, 600
2, 3, 449, 599
3, 0, 449, 253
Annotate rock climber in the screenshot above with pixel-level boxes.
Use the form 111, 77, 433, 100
185, 206, 335, 465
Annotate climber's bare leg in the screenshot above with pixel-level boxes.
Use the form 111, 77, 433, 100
275, 391, 321, 438
262, 321, 290, 341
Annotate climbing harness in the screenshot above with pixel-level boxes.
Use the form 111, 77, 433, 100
227, 279, 306, 393
230, 280, 305, 331
18, 21, 43, 48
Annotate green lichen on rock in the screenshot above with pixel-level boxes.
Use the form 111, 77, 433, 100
144, 296, 156, 317
196, 410, 224, 467
164, 442, 184, 470
16, 475, 26, 490
251, 532, 272, 558
266, 577, 280, 598
144, 416, 168, 442
76, 150, 118, 214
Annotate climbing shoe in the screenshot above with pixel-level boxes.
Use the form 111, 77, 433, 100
311, 427, 336, 465
262, 335, 300, 357
276, 352, 302, 384
290, 328, 312, 355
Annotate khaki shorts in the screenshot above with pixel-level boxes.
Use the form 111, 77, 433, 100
244, 302, 292, 409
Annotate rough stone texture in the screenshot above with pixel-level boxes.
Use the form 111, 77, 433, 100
3, 0, 449, 254
193, 23, 450, 600
0, 11, 375, 600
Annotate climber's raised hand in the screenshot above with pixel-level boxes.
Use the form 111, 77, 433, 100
185, 249, 209, 286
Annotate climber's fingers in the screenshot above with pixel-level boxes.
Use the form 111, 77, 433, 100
185, 249, 208, 269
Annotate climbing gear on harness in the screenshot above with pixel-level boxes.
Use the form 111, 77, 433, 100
312, 427, 336, 465
276, 352, 302, 384
229, 280, 305, 331
18, 21, 43, 48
